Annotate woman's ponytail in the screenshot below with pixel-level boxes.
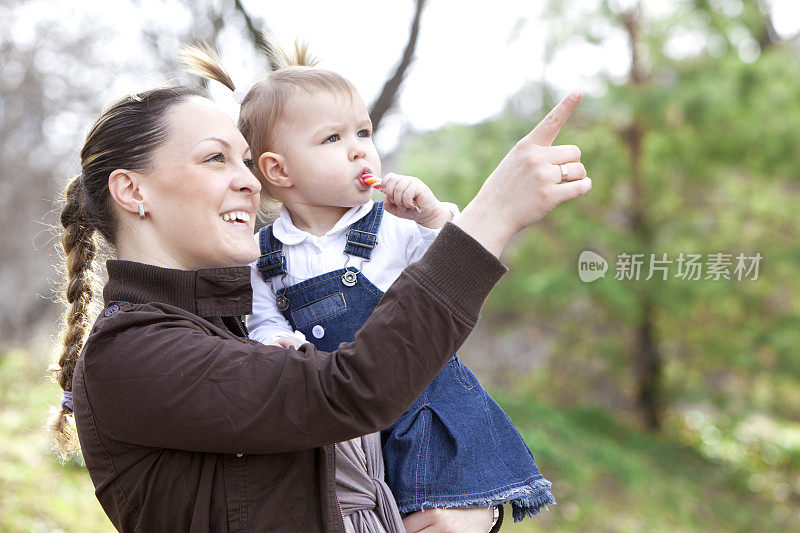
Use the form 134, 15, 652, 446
49, 174, 99, 459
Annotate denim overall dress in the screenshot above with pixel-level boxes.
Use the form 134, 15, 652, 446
256, 202, 555, 521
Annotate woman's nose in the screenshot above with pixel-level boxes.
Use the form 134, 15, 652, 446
232, 164, 261, 195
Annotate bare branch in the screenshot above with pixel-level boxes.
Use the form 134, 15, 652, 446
232, 0, 278, 69
369, 0, 426, 133
233, 0, 265, 48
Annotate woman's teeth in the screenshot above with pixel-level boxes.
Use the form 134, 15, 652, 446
220, 211, 250, 223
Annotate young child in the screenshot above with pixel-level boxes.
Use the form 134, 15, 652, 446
182, 41, 555, 523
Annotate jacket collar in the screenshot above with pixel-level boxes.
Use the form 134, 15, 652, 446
104, 260, 253, 317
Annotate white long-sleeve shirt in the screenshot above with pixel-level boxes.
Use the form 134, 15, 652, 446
247, 200, 459, 345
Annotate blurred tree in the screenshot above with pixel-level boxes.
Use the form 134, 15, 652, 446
0, 1, 115, 341
397, 0, 800, 434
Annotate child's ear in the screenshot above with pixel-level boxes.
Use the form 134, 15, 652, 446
259, 152, 293, 188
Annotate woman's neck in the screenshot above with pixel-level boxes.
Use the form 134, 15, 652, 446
285, 203, 351, 237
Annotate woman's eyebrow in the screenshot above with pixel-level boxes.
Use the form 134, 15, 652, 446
193, 136, 231, 149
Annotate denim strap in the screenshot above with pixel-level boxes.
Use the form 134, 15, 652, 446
344, 202, 384, 260
256, 225, 287, 281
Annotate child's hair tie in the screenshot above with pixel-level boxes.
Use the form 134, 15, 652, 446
232, 88, 246, 105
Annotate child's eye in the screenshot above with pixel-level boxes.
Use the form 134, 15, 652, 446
323, 134, 340, 143
244, 158, 255, 170
357, 129, 372, 138
206, 153, 225, 163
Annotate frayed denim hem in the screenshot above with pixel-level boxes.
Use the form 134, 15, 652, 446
397, 478, 556, 522
507, 480, 557, 522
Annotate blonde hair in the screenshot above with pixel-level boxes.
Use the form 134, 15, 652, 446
180, 37, 358, 218
49, 86, 203, 460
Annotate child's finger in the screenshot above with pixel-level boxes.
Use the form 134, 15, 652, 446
380, 174, 395, 195
393, 179, 412, 208
402, 183, 419, 209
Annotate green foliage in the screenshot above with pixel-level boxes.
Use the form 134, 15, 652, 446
0, 349, 113, 532
397, 4, 800, 511
495, 390, 798, 531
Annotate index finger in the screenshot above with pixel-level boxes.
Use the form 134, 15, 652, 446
524, 90, 583, 147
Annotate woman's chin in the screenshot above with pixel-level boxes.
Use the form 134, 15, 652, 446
226, 244, 259, 267
212, 223, 259, 267
198, 241, 259, 269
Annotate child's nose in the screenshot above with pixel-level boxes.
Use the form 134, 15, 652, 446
349, 145, 366, 161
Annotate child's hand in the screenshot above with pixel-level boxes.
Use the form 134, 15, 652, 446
380, 172, 453, 229
272, 336, 302, 349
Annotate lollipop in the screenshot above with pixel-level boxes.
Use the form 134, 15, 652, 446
361, 169, 382, 189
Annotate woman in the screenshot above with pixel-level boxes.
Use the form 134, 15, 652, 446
49, 85, 589, 532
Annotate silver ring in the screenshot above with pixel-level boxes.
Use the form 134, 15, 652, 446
559, 164, 569, 182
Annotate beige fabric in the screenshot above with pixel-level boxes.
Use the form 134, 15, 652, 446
335, 432, 404, 533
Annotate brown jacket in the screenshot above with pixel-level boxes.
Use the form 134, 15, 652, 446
72, 223, 506, 532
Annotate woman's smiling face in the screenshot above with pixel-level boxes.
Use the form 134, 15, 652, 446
138, 96, 262, 270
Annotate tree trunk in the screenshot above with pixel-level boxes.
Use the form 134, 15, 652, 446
620, 3, 663, 431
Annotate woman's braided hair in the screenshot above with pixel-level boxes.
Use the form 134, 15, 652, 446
49, 85, 203, 459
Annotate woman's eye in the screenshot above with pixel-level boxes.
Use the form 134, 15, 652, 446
207, 153, 225, 163
323, 134, 340, 143
244, 158, 255, 170
357, 129, 372, 138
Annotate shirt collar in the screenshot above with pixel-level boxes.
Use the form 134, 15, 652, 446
272, 200, 374, 245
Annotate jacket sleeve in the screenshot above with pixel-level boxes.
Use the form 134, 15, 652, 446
81, 223, 506, 454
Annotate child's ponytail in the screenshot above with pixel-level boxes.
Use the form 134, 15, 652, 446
179, 43, 237, 92
258, 33, 319, 69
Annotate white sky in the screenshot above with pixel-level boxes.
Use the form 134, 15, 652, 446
9, 0, 800, 154
217, 0, 559, 151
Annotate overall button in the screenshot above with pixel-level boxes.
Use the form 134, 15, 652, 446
342, 271, 358, 287
276, 294, 290, 311
312, 325, 325, 338
103, 305, 119, 317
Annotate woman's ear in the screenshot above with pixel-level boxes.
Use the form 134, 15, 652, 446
259, 152, 293, 188
108, 169, 144, 216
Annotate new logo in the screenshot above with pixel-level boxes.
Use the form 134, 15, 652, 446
578, 251, 607, 282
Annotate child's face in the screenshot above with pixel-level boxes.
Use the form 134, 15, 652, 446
276, 89, 380, 208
